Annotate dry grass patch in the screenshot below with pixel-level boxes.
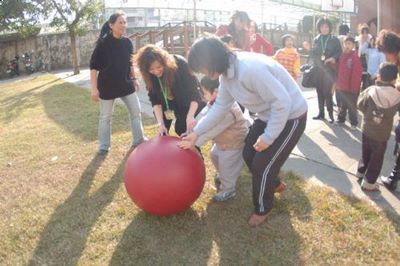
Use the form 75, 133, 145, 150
0, 74, 399, 265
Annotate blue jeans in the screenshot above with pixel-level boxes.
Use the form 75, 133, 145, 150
98, 92, 145, 151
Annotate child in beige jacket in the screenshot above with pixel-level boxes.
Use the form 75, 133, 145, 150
195, 77, 250, 201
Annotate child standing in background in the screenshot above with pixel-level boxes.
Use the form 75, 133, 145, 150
273, 34, 300, 79
356, 63, 400, 191
194, 77, 249, 202
365, 36, 386, 87
336, 37, 363, 130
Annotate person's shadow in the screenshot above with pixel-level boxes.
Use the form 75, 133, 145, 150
29, 152, 128, 265
290, 134, 353, 195
203, 168, 312, 265
109, 209, 213, 265
41, 84, 138, 142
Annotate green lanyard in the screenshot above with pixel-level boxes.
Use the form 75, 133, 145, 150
157, 77, 170, 110
320, 35, 330, 55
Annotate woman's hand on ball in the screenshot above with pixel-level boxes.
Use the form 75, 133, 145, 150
158, 123, 168, 136
179, 132, 198, 149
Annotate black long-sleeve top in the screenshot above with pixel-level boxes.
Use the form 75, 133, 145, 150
311, 34, 342, 69
148, 55, 205, 116
90, 35, 135, 100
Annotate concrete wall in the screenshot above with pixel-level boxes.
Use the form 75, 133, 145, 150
0, 28, 151, 79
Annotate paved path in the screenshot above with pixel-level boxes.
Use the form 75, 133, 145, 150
46, 68, 400, 215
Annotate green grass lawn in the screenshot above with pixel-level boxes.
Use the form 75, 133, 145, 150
1, 75, 399, 265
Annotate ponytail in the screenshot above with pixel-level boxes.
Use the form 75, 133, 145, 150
97, 22, 111, 43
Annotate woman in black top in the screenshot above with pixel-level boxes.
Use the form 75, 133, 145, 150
90, 11, 146, 155
134, 45, 205, 136
311, 18, 342, 123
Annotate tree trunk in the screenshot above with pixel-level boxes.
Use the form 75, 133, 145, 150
69, 29, 80, 75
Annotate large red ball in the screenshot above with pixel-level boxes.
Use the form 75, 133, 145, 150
124, 136, 206, 216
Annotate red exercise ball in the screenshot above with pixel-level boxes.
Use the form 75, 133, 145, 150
124, 136, 206, 216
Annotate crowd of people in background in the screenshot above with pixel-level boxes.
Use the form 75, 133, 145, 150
90, 10, 400, 226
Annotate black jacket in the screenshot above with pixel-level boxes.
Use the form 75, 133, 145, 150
148, 55, 205, 116
311, 34, 342, 70
90, 35, 135, 100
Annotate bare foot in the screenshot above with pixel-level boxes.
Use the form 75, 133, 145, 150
248, 212, 271, 227
274, 182, 287, 193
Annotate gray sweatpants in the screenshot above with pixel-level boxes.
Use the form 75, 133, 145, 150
210, 144, 244, 192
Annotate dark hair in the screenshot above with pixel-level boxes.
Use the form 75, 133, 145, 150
200, 77, 220, 93
338, 24, 350, 35
250, 21, 258, 32
188, 37, 233, 76
220, 34, 233, 44
230, 11, 250, 27
377, 30, 400, 54
227, 11, 251, 49
281, 34, 295, 47
97, 11, 126, 42
368, 36, 376, 49
316, 17, 333, 33
360, 26, 369, 34
344, 36, 356, 44
379, 63, 398, 82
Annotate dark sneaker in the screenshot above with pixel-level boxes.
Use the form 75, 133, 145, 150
312, 115, 324, 120
97, 149, 108, 156
381, 175, 398, 191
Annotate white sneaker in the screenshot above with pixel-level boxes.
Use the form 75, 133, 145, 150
361, 179, 379, 191
213, 190, 236, 202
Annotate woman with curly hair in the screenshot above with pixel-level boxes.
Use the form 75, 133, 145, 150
134, 45, 205, 136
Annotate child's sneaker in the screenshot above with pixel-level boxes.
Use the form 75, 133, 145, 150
213, 190, 236, 202
361, 179, 380, 191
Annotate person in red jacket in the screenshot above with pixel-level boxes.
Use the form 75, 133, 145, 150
336, 36, 363, 130
249, 21, 273, 56
215, 11, 251, 51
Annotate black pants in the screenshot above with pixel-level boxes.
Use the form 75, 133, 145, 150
361, 73, 370, 91
164, 114, 186, 136
162, 99, 186, 136
337, 90, 358, 126
243, 114, 307, 215
357, 134, 387, 184
315, 66, 335, 118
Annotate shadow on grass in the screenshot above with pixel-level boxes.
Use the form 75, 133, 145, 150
109, 210, 213, 265
41, 84, 142, 142
0, 77, 62, 124
28, 152, 128, 265
206, 171, 310, 265
110, 172, 311, 265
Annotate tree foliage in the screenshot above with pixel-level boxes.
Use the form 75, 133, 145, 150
44, 0, 104, 35
0, 0, 44, 36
